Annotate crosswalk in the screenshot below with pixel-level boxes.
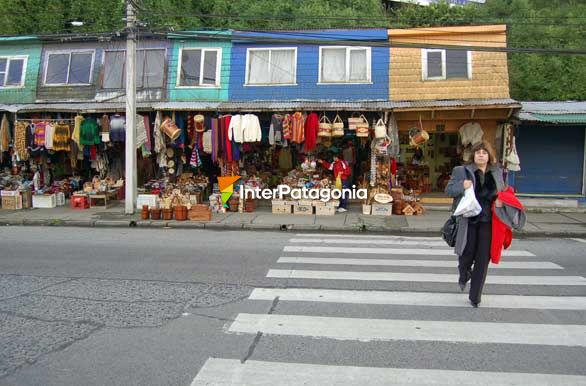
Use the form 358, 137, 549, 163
190, 233, 586, 385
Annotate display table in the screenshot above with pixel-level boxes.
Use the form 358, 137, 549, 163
89, 194, 108, 209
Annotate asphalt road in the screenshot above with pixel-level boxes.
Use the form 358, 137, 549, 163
0, 227, 585, 386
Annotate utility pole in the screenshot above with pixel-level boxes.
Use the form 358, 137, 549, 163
125, 0, 137, 214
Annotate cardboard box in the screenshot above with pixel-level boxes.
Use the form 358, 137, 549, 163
312, 200, 326, 207
272, 203, 292, 214
293, 204, 313, 215
32, 194, 57, 208
136, 194, 158, 209
21, 191, 33, 209
371, 204, 393, 216
1, 195, 22, 210
325, 200, 340, 208
315, 205, 336, 216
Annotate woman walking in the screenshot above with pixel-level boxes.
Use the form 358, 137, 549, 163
445, 141, 504, 307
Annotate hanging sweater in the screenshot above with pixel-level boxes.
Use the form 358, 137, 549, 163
80, 119, 100, 145
44, 123, 54, 149
242, 114, 261, 143
228, 114, 243, 143
304, 112, 319, 152
291, 112, 305, 144
52, 124, 71, 152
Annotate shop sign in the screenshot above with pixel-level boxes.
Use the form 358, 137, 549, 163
241, 185, 368, 202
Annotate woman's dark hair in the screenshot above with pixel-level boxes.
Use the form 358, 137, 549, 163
470, 140, 497, 165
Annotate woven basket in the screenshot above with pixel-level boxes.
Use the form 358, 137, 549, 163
318, 115, 332, 138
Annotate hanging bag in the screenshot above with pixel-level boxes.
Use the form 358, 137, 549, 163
374, 118, 387, 139
318, 115, 332, 138
441, 215, 459, 247
355, 114, 370, 138
347, 113, 362, 131
332, 114, 344, 137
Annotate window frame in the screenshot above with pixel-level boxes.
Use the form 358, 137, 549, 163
318, 46, 372, 85
176, 47, 222, 88
43, 50, 95, 86
0, 56, 28, 88
421, 48, 472, 81
244, 47, 298, 87
101, 48, 168, 89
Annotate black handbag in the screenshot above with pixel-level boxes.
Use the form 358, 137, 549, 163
441, 215, 459, 247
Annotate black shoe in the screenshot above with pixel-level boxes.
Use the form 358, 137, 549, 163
458, 271, 472, 292
470, 300, 479, 308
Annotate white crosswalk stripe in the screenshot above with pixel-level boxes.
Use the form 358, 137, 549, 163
295, 233, 444, 241
228, 313, 586, 346
277, 256, 563, 269
249, 288, 586, 310
267, 269, 586, 285
283, 245, 535, 257
290, 237, 449, 247
191, 358, 586, 386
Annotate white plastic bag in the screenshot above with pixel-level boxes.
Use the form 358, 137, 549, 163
454, 187, 482, 217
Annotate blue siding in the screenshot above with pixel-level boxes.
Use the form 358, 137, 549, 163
229, 29, 389, 101
513, 124, 585, 195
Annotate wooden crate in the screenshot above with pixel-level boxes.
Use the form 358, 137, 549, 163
293, 204, 314, 215
1, 195, 22, 210
315, 205, 336, 216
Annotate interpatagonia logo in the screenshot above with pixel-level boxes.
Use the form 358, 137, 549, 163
217, 176, 241, 208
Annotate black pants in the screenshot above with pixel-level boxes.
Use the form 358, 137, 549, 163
459, 221, 492, 304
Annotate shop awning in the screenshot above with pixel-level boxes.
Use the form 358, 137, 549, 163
12, 103, 153, 113
518, 102, 586, 124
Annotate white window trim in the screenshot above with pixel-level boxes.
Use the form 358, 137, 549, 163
244, 47, 297, 86
175, 47, 222, 89
102, 48, 168, 89
0, 55, 28, 89
422, 49, 472, 81
43, 49, 95, 86
317, 46, 372, 85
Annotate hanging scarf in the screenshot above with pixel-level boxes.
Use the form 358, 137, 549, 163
190, 146, 202, 168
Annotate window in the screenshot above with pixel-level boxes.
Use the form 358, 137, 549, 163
0, 57, 27, 87
319, 47, 371, 83
246, 48, 296, 85
422, 49, 471, 80
178, 48, 221, 87
45, 51, 94, 85
102, 49, 166, 89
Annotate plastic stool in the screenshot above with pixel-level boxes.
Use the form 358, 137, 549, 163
71, 195, 89, 209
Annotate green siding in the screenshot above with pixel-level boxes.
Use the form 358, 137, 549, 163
529, 113, 586, 124
0, 42, 41, 104
168, 34, 231, 102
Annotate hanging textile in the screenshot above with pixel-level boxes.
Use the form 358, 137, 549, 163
52, 124, 71, 152
80, 119, 100, 146
224, 115, 233, 162
242, 114, 261, 143
290, 112, 305, 144
228, 114, 243, 143
34, 122, 46, 147
190, 146, 202, 168
14, 121, 29, 161
153, 111, 165, 154
387, 114, 400, 158
203, 130, 212, 154
110, 114, 125, 142
271, 114, 283, 145
278, 148, 293, 170
100, 114, 111, 143
73, 115, 84, 148
141, 115, 152, 157
505, 136, 521, 172
282, 114, 292, 141
0, 114, 10, 153
44, 123, 54, 150
304, 112, 319, 152
211, 118, 219, 162
135, 114, 147, 149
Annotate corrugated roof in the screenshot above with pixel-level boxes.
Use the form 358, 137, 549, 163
518, 101, 586, 123
520, 101, 586, 114
1, 98, 522, 113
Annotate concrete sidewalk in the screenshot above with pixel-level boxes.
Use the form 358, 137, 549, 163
1, 202, 585, 238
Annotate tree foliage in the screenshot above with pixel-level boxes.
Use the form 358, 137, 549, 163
0, 0, 584, 100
